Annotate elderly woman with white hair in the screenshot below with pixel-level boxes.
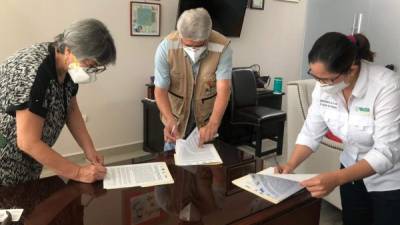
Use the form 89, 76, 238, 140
154, 8, 233, 151
0, 18, 116, 185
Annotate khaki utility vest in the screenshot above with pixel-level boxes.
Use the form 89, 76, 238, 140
162, 30, 230, 136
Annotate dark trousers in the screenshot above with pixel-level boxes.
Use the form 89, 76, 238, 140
340, 165, 400, 225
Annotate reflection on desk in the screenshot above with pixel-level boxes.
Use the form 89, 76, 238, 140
0, 142, 320, 225
0, 177, 106, 225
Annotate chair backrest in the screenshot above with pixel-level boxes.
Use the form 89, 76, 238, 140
231, 69, 257, 109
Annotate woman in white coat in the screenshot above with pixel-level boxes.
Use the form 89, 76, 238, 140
279, 32, 400, 225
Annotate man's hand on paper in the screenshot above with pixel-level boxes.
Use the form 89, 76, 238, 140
199, 121, 218, 146
164, 118, 180, 143
300, 172, 339, 198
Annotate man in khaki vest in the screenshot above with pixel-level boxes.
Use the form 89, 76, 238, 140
154, 8, 232, 151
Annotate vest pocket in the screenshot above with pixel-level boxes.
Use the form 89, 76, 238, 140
197, 93, 217, 124
168, 90, 184, 117
201, 93, 217, 104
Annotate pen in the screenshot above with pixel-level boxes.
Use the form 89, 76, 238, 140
170, 121, 180, 137
171, 125, 176, 136
273, 156, 282, 173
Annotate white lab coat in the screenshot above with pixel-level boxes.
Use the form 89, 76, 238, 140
297, 60, 400, 192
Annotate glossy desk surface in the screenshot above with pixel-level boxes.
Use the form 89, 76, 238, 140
0, 141, 318, 225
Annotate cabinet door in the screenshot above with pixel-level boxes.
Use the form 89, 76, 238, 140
142, 100, 164, 152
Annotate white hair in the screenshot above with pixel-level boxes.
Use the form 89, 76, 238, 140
177, 8, 212, 41
54, 18, 116, 65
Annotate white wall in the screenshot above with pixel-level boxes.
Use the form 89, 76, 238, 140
367, 0, 400, 69
300, 0, 373, 78
0, 0, 307, 156
301, 0, 400, 78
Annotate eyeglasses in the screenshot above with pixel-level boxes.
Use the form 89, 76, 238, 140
71, 54, 107, 74
307, 69, 342, 85
83, 65, 106, 74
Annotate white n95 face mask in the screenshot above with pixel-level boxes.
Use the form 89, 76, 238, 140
68, 63, 97, 84
183, 46, 207, 64
320, 80, 349, 95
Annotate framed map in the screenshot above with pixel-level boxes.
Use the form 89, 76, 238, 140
130, 2, 161, 36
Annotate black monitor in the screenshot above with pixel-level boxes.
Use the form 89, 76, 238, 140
177, 0, 248, 37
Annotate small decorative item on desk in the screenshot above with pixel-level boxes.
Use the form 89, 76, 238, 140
273, 77, 283, 94
146, 76, 155, 100
146, 84, 155, 100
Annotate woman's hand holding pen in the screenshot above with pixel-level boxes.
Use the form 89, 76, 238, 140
86, 150, 104, 165
80, 149, 107, 183
76, 164, 107, 183
274, 163, 295, 174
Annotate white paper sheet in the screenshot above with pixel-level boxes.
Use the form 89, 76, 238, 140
232, 167, 318, 204
251, 174, 303, 202
103, 162, 174, 189
0, 209, 24, 222
259, 167, 317, 182
174, 128, 222, 166
185, 126, 200, 148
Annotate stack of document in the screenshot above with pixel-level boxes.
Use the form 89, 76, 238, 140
103, 162, 174, 189
174, 128, 223, 166
0, 209, 24, 223
232, 167, 317, 204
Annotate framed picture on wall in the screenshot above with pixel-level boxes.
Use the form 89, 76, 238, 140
250, 0, 265, 10
130, 1, 161, 36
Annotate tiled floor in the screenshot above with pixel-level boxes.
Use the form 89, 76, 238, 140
320, 200, 342, 225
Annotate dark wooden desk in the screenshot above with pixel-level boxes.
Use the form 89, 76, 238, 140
0, 142, 320, 225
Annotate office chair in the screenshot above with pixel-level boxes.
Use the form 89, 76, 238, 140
230, 69, 286, 158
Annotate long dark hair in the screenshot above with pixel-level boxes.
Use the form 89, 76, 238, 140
308, 32, 375, 74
